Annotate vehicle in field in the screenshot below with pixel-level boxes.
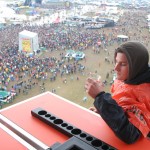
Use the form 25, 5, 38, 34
0, 88, 16, 104
65, 50, 75, 58
72, 51, 85, 60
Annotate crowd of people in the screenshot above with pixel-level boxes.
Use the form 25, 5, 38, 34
0, 9, 150, 107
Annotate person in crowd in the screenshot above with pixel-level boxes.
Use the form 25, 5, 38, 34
85, 41, 150, 144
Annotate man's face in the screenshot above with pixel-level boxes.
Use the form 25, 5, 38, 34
114, 52, 129, 81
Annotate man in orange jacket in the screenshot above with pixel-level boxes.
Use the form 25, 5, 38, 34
85, 41, 150, 144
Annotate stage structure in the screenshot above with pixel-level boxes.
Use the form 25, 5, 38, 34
19, 30, 39, 55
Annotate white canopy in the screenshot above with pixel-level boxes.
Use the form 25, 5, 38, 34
0, 7, 16, 18
0, 18, 6, 23
117, 35, 128, 39
0, 7, 15, 15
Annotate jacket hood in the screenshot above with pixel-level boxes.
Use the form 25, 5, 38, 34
115, 42, 150, 84
125, 67, 150, 84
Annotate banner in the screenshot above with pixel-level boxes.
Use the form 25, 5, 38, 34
22, 38, 31, 52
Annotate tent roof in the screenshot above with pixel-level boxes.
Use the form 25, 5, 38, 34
0, 7, 15, 16
117, 35, 128, 39
19, 30, 37, 37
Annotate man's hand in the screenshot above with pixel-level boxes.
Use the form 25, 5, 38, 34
85, 78, 104, 99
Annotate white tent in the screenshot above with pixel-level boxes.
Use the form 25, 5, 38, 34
0, 1, 7, 7
19, 30, 39, 54
0, 18, 6, 24
0, 7, 16, 18
0, 6, 27, 22
117, 35, 128, 39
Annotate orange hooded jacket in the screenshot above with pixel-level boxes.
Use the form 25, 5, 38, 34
111, 79, 150, 137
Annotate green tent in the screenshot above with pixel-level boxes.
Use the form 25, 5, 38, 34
0, 90, 10, 100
